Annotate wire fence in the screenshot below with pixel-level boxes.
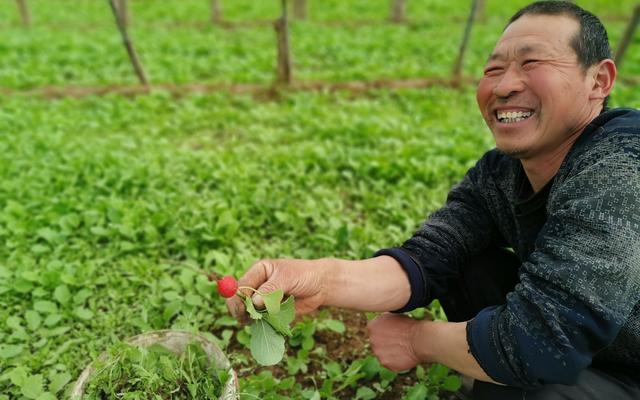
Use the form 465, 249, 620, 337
5, 0, 640, 98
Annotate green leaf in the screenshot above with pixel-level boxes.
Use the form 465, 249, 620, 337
37, 228, 60, 244
250, 319, 285, 366
14, 279, 34, 293
379, 367, 396, 382
0, 266, 11, 279
7, 316, 22, 330
73, 289, 93, 305
262, 288, 284, 315
325, 361, 342, 378
322, 319, 345, 333
184, 293, 203, 307
404, 383, 428, 400
360, 356, 382, 380
25, 310, 42, 331
355, 387, 376, 400
244, 296, 262, 320
73, 307, 93, 321
427, 363, 449, 383
21, 374, 44, 399
44, 314, 62, 327
33, 301, 58, 314
36, 393, 56, 400
53, 285, 71, 305
0, 344, 23, 359
214, 315, 238, 327
48, 372, 72, 394
442, 375, 462, 392
9, 367, 28, 386
264, 296, 295, 336
163, 301, 181, 321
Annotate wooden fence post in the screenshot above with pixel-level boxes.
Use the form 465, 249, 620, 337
293, 0, 306, 20
211, 0, 223, 25
16, 0, 31, 27
614, 4, 640, 69
274, 0, 292, 85
115, 0, 129, 28
390, 0, 406, 24
107, 0, 149, 86
476, 0, 486, 20
452, 0, 480, 79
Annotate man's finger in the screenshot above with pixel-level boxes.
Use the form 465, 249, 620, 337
236, 259, 274, 295
226, 297, 249, 324
225, 259, 275, 320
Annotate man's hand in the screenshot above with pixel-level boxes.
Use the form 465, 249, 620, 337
367, 313, 424, 372
227, 255, 411, 322
226, 258, 329, 320
370, 314, 502, 384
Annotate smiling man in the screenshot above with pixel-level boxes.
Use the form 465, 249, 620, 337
228, 2, 640, 398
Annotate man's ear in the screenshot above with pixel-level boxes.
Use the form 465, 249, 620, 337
589, 59, 617, 101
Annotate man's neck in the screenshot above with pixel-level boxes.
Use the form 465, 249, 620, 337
520, 107, 603, 193
521, 152, 567, 193
520, 128, 586, 193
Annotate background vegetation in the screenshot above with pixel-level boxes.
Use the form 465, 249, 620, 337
0, 0, 638, 398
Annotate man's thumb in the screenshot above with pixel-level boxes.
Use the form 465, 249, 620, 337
252, 282, 281, 309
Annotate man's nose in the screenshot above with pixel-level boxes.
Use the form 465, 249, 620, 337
492, 63, 525, 98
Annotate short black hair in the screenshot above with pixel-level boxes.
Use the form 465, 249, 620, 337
507, 1, 612, 70
507, 1, 612, 108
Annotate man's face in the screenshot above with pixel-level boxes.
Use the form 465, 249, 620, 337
476, 14, 596, 160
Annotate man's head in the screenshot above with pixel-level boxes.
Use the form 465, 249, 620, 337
476, 1, 616, 160
508, 1, 612, 74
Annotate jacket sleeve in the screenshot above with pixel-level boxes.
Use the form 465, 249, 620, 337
376, 152, 506, 312
468, 148, 640, 387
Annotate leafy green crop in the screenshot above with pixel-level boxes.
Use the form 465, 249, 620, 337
0, 0, 638, 399
83, 341, 230, 399
242, 289, 296, 366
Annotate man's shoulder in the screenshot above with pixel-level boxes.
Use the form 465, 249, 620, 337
598, 108, 640, 136
568, 108, 640, 165
553, 108, 640, 196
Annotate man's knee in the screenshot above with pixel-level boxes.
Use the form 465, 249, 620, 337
472, 368, 640, 400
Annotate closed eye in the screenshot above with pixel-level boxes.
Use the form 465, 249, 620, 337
483, 67, 503, 76
522, 59, 540, 68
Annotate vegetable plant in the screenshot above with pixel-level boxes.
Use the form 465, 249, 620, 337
82, 341, 230, 399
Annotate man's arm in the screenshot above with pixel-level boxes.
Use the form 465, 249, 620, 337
466, 145, 640, 387
368, 313, 502, 384
227, 255, 411, 318
325, 256, 411, 311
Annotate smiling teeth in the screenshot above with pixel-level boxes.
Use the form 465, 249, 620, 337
497, 110, 532, 123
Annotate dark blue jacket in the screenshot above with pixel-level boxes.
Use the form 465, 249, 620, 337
378, 108, 640, 388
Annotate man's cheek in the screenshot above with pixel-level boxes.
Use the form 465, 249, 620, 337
476, 81, 493, 112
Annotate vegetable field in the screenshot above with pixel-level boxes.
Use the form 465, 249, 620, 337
0, 0, 638, 399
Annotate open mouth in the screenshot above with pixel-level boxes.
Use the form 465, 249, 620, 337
495, 110, 533, 124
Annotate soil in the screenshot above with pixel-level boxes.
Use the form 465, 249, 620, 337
0, 77, 474, 100
222, 307, 465, 399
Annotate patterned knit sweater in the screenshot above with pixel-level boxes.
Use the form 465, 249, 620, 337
379, 108, 640, 388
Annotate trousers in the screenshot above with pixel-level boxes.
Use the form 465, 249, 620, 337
438, 247, 640, 400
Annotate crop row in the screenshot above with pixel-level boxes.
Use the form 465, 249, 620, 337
0, 0, 638, 90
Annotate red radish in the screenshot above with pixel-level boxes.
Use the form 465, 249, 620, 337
217, 276, 238, 298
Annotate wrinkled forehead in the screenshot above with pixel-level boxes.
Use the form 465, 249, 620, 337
490, 14, 580, 60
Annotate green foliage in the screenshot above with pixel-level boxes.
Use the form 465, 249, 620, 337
83, 341, 229, 399
244, 290, 296, 365
0, 0, 638, 89
402, 364, 462, 400
0, 0, 637, 399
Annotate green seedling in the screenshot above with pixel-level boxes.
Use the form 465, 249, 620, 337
226, 286, 296, 366
82, 341, 230, 399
